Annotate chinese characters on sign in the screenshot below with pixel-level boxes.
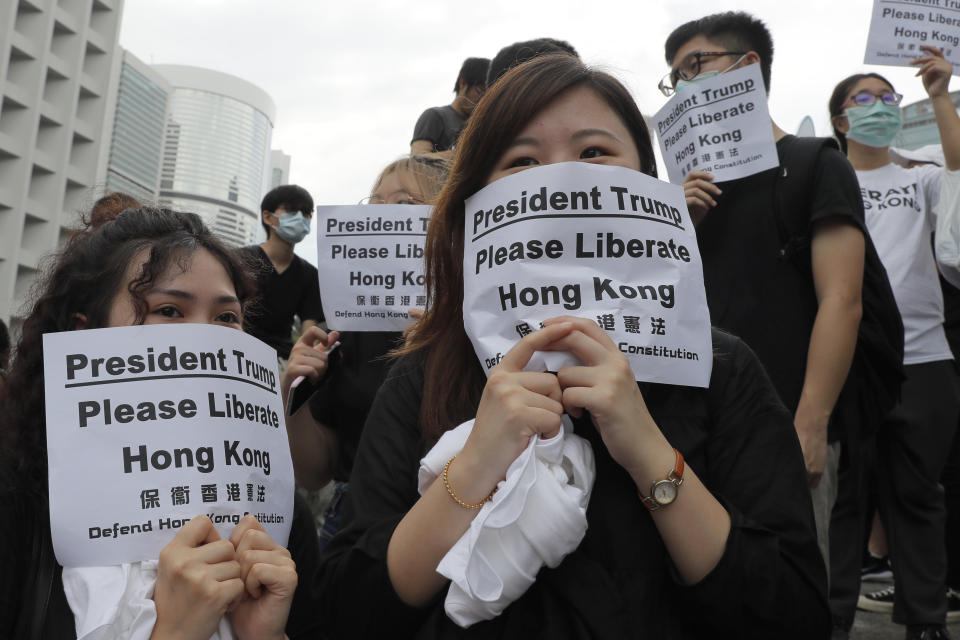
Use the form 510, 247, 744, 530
864, 0, 960, 72
43, 324, 295, 567
316, 204, 432, 331
653, 63, 779, 185
463, 162, 712, 387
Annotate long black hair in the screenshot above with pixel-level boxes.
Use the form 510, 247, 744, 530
0, 206, 255, 498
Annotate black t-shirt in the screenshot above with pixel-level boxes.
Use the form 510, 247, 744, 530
411, 105, 466, 152
0, 488, 323, 639
313, 330, 829, 639
240, 246, 323, 359
307, 331, 403, 482
696, 136, 865, 430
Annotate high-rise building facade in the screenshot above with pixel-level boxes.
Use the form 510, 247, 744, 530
0, 0, 124, 325
153, 65, 275, 248
270, 149, 290, 190
893, 89, 960, 150
99, 49, 170, 202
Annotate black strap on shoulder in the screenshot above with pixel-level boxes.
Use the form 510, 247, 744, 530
773, 136, 841, 261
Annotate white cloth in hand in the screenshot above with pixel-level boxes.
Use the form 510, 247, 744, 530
62, 562, 235, 640
418, 415, 595, 628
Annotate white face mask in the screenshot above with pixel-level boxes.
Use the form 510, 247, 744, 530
674, 54, 747, 93
272, 211, 311, 244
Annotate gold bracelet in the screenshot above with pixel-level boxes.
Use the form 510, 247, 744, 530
442, 455, 496, 509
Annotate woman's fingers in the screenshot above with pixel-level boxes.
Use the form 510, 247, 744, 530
207, 558, 243, 582
244, 561, 298, 601
229, 514, 265, 548
497, 321, 574, 372
511, 371, 564, 403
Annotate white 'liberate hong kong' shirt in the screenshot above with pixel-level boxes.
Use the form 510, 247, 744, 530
857, 162, 953, 365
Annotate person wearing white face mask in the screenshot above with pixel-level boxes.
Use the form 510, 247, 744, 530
240, 184, 324, 368
665, 16, 872, 626
829, 47, 960, 640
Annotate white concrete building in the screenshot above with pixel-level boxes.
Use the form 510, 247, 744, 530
0, 0, 124, 325
153, 65, 275, 248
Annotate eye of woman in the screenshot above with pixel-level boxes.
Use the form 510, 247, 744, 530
580, 147, 607, 160
152, 305, 182, 319
507, 156, 539, 169
215, 310, 241, 325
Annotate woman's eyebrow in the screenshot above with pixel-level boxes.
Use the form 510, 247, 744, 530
153, 289, 195, 300
506, 136, 541, 149
152, 289, 239, 305
572, 128, 621, 142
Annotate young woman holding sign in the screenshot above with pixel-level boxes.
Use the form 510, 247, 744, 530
829, 46, 960, 639
314, 54, 828, 639
0, 203, 328, 639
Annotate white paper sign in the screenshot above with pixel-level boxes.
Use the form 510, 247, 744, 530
316, 204, 431, 331
864, 0, 960, 71
463, 162, 712, 388
654, 63, 779, 184
43, 324, 294, 567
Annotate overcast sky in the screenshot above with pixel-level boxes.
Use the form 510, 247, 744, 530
119, 0, 942, 264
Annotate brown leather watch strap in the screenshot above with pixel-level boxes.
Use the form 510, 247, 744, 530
639, 448, 684, 512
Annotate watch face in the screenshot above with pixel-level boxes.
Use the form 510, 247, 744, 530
653, 480, 678, 505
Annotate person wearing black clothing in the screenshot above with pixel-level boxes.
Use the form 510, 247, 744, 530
665, 15, 866, 611
0, 206, 323, 638
0, 481, 324, 639
287, 155, 451, 548
241, 184, 323, 360
410, 57, 489, 154
314, 54, 828, 639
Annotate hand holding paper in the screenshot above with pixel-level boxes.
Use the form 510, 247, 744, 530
228, 515, 298, 640
912, 45, 953, 98
681, 170, 721, 225
457, 322, 574, 498
544, 316, 670, 484
281, 325, 340, 401
151, 515, 244, 640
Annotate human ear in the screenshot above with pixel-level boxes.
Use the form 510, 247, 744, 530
743, 51, 762, 68
832, 113, 850, 135
73, 313, 88, 330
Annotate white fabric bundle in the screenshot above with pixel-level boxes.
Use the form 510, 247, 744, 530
934, 168, 960, 289
418, 415, 595, 628
62, 562, 235, 640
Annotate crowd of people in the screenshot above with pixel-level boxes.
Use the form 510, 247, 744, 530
0, 9, 958, 640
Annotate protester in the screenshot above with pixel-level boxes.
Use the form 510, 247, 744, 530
241, 184, 323, 366
410, 58, 490, 154
665, 11, 868, 599
314, 53, 829, 639
828, 46, 960, 639
0, 206, 326, 639
284, 153, 450, 550
486, 37, 578, 86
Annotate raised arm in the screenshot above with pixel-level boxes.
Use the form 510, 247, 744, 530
912, 45, 960, 171
281, 326, 340, 490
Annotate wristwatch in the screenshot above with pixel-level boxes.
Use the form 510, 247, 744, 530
639, 448, 684, 512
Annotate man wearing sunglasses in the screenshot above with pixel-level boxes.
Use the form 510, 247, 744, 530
662, 11, 868, 618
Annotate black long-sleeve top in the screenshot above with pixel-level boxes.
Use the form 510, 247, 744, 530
314, 329, 831, 639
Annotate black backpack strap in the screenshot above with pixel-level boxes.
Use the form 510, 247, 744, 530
774, 136, 842, 262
